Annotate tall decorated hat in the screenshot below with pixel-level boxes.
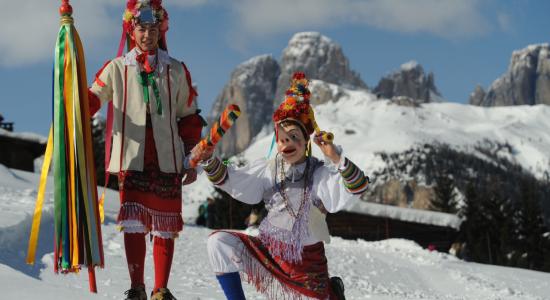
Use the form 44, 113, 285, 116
272, 72, 317, 137
120, 0, 169, 53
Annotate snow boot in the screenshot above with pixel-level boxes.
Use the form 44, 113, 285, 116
123, 285, 147, 300
330, 276, 346, 300
151, 288, 177, 300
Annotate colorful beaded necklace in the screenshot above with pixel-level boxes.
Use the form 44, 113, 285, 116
277, 155, 310, 219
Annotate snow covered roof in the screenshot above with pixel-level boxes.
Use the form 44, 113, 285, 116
345, 201, 463, 230
0, 128, 47, 144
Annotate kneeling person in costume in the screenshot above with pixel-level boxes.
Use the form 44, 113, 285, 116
192, 72, 369, 300
88, 1, 204, 299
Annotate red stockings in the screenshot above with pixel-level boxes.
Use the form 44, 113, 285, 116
123, 233, 175, 291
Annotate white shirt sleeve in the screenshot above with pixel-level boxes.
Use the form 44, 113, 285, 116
217, 159, 272, 205
313, 152, 361, 213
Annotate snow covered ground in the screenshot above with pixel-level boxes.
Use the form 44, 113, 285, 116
1, 164, 550, 300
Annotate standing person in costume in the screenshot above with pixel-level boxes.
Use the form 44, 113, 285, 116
192, 72, 369, 300
87, 1, 204, 299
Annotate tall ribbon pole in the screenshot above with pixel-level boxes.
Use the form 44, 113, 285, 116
27, 0, 104, 293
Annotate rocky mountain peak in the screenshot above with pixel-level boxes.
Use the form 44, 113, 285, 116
373, 60, 442, 103
469, 85, 486, 106
209, 32, 370, 157
469, 43, 550, 106
274, 32, 368, 107
210, 54, 280, 156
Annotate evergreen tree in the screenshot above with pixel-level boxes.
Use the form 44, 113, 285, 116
484, 179, 515, 266
513, 178, 550, 271
459, 183, 486, 262
460, 178, 515, 266
374, 141, 550, 272
430, 172, 458, 214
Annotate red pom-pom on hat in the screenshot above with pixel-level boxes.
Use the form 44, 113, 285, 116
272, 72, 315, 135
292, 72, 306, 80
127, 0, 137, 9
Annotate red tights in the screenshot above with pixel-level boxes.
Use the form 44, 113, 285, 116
123, 233, 175, 291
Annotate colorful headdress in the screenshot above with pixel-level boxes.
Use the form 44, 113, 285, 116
273, 72, 316, 136
119, 0, 169, 53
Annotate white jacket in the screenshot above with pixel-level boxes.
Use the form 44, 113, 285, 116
90, 48, 197, 173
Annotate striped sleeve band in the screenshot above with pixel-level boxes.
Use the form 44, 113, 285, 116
339, 158, 369, 195
202, 157, 228, 185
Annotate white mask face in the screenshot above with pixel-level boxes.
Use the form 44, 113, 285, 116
276, 123, 307, 165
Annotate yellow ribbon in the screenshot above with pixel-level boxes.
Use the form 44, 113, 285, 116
99, 191, 105, 224
26, 127, 54, 265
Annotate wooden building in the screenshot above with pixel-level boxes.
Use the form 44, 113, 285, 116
0, 130, 46, 172
327, 201, 462, 252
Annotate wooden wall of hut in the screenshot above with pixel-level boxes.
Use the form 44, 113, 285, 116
0, 135, 46, 172
326, 211, 459, 252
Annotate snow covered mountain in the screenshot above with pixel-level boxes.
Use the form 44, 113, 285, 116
239, 80, 550, 216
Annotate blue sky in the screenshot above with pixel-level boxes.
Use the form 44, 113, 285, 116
1, 0, 549, 137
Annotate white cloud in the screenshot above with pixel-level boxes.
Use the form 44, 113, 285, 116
0, 0, 498, 66
228, 0, 493, 42
0, 0, 217, 67
169, 0, 212, 8
497, 12, 512, 32
0, 0, 119, 67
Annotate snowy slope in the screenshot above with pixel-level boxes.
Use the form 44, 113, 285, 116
1, 165, 550, 299
243, 80, 550, 180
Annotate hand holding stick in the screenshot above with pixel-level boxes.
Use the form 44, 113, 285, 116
187, 104, 241, 168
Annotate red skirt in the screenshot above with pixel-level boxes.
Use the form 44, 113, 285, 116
117, 115, 183, 233
223, 231, 338, 300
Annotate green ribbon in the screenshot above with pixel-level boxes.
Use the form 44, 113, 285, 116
138, 71, 162, 115
54, 24, 69, 269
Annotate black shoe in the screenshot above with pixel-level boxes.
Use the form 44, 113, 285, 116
330, 276, 346, 300
124, 285, 147, 300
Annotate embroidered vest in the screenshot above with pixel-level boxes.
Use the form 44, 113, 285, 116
258, 156, 329, 263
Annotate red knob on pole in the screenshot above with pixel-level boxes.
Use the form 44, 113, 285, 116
59, 0, 73, 16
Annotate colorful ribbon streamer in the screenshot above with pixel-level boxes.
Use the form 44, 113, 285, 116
26, 1, 104, 293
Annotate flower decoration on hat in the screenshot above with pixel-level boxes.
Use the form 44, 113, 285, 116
123, 0, 169, 34
273, 72, 316, 136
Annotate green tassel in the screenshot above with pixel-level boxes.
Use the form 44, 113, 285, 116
138, 71, 162, 115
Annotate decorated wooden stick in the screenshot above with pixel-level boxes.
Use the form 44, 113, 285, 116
308, 107, 334, 143
188, 104, 241, 168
